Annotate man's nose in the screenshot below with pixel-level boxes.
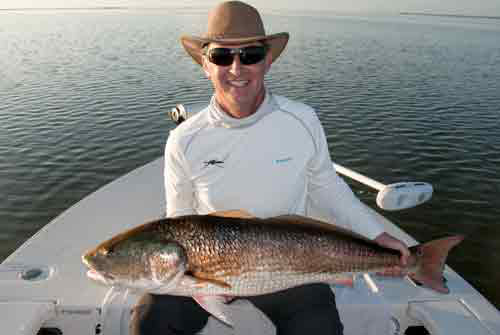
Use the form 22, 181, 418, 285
228, 54, 242, 76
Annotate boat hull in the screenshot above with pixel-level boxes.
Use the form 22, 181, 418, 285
1, 157, 498, 335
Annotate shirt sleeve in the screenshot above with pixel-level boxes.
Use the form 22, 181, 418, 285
164, 131, 197, 218
306, 113, 385, 240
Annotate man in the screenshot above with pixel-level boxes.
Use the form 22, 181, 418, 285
130, 1, 409, 334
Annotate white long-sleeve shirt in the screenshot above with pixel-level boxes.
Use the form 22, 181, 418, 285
164, 92, 384, 240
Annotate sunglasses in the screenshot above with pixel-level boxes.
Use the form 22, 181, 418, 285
204, 45, 268, 66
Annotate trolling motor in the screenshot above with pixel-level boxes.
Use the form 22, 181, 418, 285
169, 103, 205, 125
168, 103, 433, 211
333, 164, 433, 211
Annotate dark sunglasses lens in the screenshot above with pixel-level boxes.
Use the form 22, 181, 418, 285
209, 48, 233, 66
208, 46, 267, 66
240, 46, 267, 65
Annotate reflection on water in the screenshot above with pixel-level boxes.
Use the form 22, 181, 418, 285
1, 9, 499, 308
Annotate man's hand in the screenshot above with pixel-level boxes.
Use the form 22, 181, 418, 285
374, 232, 410, 276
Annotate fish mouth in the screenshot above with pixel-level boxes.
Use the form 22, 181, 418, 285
86, 269, 115, 284
82, 253, 92, 268
83, 253, 115, 284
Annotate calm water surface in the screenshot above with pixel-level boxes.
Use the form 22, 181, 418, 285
1, 9, 499, 308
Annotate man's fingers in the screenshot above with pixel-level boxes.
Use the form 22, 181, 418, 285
374, 232, 410, 266
399, 244, 410, 266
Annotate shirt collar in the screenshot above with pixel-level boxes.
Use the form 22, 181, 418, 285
207, 90, 276, 128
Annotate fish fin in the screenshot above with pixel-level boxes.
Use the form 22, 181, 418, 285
331, 275, 355, 287
181, 274, 210, 288
193, 295, 233, 326
149, 270, 186, 294
191, 272, 232, 289
409, 235, 464, 294
208, 209, 255, 218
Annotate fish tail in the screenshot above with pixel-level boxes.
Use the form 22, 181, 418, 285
409, 235, 464, 293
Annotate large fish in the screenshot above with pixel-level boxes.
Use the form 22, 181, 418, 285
82, 210, 463, 324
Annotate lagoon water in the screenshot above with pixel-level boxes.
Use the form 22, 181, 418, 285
1, 8, 500, 308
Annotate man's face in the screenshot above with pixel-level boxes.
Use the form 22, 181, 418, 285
202, 42, 272, 118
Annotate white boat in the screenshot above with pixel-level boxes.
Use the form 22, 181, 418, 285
1, 104, 499, 335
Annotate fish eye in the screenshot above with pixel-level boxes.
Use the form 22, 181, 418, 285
104, 273, 115, 281
101, 247, 114, 256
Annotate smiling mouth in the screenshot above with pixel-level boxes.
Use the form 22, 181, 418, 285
229, 80, 249, 88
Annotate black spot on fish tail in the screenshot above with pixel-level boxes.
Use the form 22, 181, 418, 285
409, 235, 464, 294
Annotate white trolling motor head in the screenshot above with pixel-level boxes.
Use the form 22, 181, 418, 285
376, 182, 433, 211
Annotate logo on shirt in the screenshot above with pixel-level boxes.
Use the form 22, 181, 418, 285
203, 159, 225, 168
274, 157, 293, 164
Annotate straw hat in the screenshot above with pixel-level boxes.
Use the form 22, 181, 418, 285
181, 1, 289, 66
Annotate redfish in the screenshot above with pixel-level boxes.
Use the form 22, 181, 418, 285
82, 210, 463, 324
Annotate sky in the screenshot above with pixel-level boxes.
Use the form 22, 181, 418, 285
1, 0, 500, 16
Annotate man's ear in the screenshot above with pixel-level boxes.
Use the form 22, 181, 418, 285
202, 57, 211, 78
263, 52, 272, 75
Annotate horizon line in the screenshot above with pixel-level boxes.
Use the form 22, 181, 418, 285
401, 12, 500, 20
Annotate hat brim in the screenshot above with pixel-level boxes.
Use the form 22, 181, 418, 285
181, 32, 289, 66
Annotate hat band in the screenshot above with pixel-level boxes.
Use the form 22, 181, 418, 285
204, 34, 266, 40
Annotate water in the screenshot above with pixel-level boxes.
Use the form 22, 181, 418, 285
1, 8, 500, 309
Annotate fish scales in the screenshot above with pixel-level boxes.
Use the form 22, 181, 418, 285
155, 215, 402, 286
